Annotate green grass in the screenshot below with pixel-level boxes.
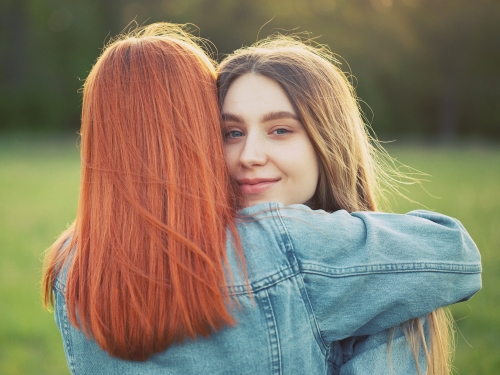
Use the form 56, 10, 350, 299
0, 138, 498, 374
0, 138, 79, 375
386, 144, 500, 374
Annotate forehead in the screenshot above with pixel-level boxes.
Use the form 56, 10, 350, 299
222, 74, 295, 117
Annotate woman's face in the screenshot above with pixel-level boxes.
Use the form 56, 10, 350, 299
222, 73, 319, 208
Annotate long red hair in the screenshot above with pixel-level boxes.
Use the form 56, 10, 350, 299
42, 24, 242, 360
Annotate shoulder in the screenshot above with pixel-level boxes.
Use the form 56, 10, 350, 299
52, 237, 74, 294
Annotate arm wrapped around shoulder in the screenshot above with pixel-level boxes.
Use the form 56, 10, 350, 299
279, 206, 481, 344
333, 317, 430, 375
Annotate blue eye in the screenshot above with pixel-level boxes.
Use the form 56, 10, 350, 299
273, 128, 290, 135
225, 130, 245, 139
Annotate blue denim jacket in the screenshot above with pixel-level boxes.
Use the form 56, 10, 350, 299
53, 203, 481, 374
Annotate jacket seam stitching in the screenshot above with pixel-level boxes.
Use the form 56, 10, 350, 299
260, 289, 282, 375
55, 288, 77, 374
300, 264, 481, 277
275, 206, 329, 354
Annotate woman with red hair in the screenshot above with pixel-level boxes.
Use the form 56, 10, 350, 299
42, 23, 480, 374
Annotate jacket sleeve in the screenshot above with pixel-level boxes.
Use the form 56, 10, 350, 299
332, 320, 428, 375
278, 206, 481, 345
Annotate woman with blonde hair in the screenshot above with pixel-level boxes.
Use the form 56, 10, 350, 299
218, 37, 460, 374
42, 24, 480, 374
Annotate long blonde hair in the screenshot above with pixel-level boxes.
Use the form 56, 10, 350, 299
218, 36, 453, 375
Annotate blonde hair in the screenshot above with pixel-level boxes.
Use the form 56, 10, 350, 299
218, 36, 453, 375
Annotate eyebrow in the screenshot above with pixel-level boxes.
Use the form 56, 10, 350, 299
221, 113, 243, 123
221, 111, 299, 123
262, 111, 299, 122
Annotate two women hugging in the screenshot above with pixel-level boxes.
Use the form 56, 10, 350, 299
42, 23, 481, 375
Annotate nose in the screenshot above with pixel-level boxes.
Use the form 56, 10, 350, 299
239, 135, 267, 168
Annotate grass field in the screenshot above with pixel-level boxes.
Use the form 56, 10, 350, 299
0, 138, 498, 374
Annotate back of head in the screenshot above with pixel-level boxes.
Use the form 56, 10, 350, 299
83, 24, 222, 195
218, 37, 379, 212
43, 23, 240, 360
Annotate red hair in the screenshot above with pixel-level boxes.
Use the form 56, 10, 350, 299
42, 24, 242, 360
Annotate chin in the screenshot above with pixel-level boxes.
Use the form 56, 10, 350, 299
244, 197, 272, 208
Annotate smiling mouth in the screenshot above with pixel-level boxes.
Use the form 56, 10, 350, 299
237, 178, 280, 195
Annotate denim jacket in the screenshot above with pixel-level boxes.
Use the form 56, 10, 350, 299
53, 203, 481, 374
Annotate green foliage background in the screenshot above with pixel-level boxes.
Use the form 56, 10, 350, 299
0, 138, 499, 374
1, 0, 499, 138
1, 0, 499, 373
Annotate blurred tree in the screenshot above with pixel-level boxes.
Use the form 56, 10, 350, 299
0, 0, 498, 138
410, 0, 500, 140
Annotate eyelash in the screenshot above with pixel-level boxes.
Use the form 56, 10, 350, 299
224, 127, 293, 140
272, 128, 291, 136
225, 130, 245, 139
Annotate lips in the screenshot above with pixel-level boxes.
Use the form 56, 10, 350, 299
237, 178, 280, 195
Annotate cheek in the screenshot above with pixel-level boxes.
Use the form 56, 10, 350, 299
281, 139, 318, 194
223, 145, 238, 174
303, 158, 319, 191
